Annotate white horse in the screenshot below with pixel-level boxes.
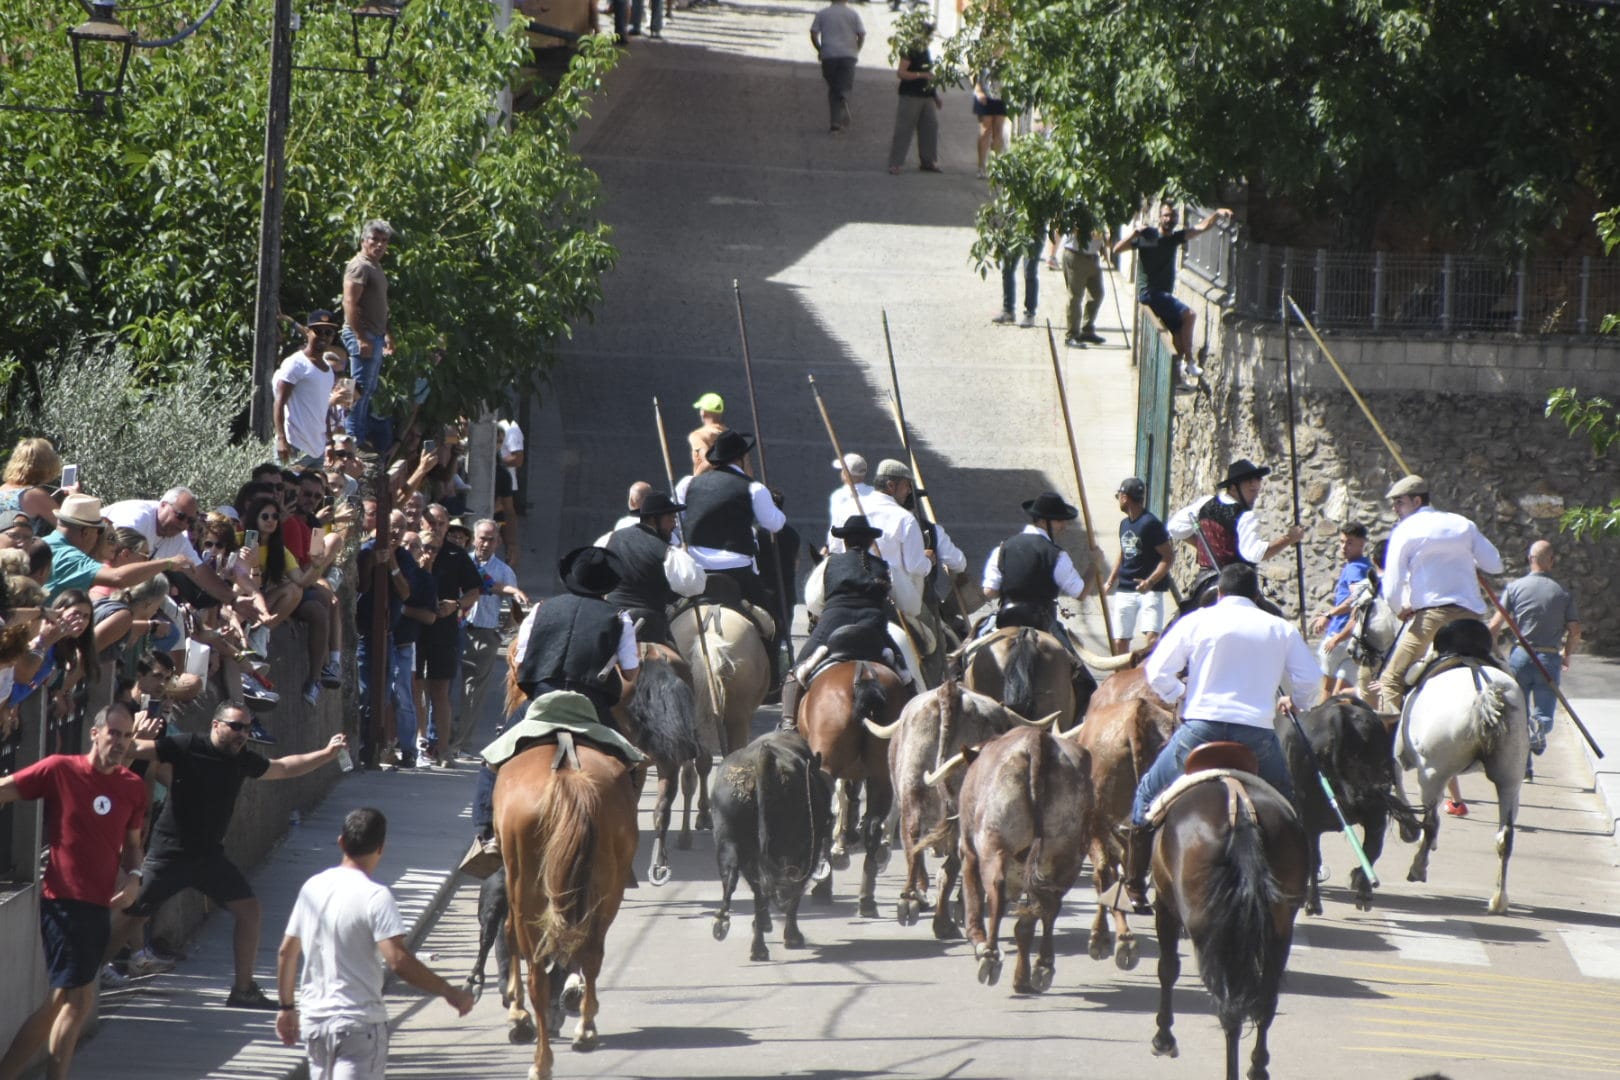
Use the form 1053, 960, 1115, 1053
1394, 662, 1528, 914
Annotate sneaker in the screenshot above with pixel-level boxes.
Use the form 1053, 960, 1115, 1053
1019, 312, 1036, 328
100, 964, 132, 989
247, 720, 276, 744
1063, 336, 1085, 348
1528, 725, 1547, 756
319, 659, 342, 689
241, 675, 279, 711
378, 746, 400, 770
125, 948, 175, 976
301, 681, 320, 707
1079, 329, 1106, 345
992, 310, 1016, 325
1444, 799, 1468, 817
225, 981, 280, 1010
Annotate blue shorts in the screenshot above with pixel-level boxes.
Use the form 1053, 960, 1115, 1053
41, 897, 110, 989
1139, 289, 1190, 332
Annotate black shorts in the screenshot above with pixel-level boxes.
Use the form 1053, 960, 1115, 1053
41, 897, 110, 989
495, 467, 515, 498
124, 847, 254, 918
415, 619, 461, 680
972, 97, 1007, 117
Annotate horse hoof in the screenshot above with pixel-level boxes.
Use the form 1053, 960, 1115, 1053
1114, 938, 1139, 971
465, 979, 484, 1004
1151, 1035, 1179, 1059
1406, 867, 1427, 884
649, 863, 673, 887
1088, 934, 1111, 962
676, 831, 692, 851
1398, 821, 1420, 844
783, 928, 807, 950
1355, 892, 1373, 912
750, 944, 771, 962
896, 899, 915, 926
1030, 962, 1054, 993
1305, 899, 1323, 917
713, 915, 730, 941
858, 898, 880, 919
560, 974, 584, 1014
829, 850, 851, 871
810, 858, 832, 882
695, 810, 713, 832
572, 1027, 599, 1053
977, 955, 1002, 987
933, 919, 962, 941
1488, 894, 1508, 916
508, 1016, 536, 1044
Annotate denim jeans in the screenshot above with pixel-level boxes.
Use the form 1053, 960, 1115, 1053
1131, 720, 1296, 826
355, 634, 381, 758
1509, 646, 1560, 732
391, 643, 419, 750
1001, 238, 1040, 316
341, 327, 385, 445
474, 764, 497, 840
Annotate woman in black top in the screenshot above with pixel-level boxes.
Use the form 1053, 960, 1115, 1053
887, 26, 942, 174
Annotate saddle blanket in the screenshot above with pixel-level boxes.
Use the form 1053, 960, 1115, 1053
480, 690, 646, 768
1147, 768, 1294, 828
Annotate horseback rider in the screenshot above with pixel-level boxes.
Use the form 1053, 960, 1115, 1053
829, 459, 932, 619
602, 490, 706, 647
902, 485, 968, 636
1166, 459, 1304, 600
825, 452, 874, 552
780, 515, 897, 731
1121, 563, 1321, 913
680, 429, 787, 614
981, 492, 1087, 637
1377, 474, 1503, 713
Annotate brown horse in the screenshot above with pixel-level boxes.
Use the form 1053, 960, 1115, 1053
797, 659, 911, 918
961, 627, 1083, 728
495, 739, 640, 1080
1150, 769, 1308, 1080
1074, 697, 1177, 969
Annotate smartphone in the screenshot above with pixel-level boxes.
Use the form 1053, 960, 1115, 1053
423, 439, 437, 454
61, 463, 79, 488
244, 529, 260, 547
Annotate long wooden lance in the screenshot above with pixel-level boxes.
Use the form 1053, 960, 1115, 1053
1285, 295, 1603, 759
733, 280, 794, 657
1044, 320, 1118, 651
1281, 291, 1310, 635
653, 396, 727, 755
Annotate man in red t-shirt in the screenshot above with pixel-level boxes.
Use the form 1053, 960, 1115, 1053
0, 703, 146, 1080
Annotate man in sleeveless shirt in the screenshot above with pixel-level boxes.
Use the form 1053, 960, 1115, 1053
602, 491, 706, 647
1166, 459, 1304, 593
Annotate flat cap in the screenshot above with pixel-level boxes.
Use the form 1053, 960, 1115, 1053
1385, 475, 1428, 499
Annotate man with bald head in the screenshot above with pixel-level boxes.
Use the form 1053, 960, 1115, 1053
1489, 540, 1580, 757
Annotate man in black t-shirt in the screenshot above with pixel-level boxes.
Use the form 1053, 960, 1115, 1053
111, 702, 347, 1009
416, 507, 483, 765
1102, 477, 1174, 654
1112, 202, 1232, 383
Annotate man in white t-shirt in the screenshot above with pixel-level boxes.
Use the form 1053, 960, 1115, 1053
104, 488, 238, 608
274, 311, 342, 464
276, 807, 472, 1079
495, 417, 525, 564
810, 0, 864, 132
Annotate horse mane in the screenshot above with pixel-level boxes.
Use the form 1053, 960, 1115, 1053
850, 662, 890, 722
622, 657, 702, 765
1002, 628, 1040, 721
529, 767, 603, 966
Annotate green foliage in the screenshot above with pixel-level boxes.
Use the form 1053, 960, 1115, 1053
16, 341, 274, 508
1545, 387, 1620, 539
887, 10, 935, 66
0, 0, 619, 426
1600, 208, 1620, 335
943, 0, 1620, 258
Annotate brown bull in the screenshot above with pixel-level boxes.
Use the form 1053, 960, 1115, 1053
495, 739, 639, 1080
1074, 697, 1177, 969
1079, 644, 1175, 715
962, 626, 1084, 728
931, 726, 1094, 994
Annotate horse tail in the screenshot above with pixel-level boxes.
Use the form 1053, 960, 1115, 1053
1469, 678, 1511, 758
530, 766, 602, 967
851, 661, 890, 723
1003, 628, 1040, 721
1015, 731, 1049, 919
1195, 807, 1284, 1031
624, 657, 703, 765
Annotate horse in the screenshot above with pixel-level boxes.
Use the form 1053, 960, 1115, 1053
670, 601, 773, 839
1074, 697, 1177, 968
1149, 756, 1309, 1080
1395, 621, 1529, 914
611, 643, 703, 884
797, 659, 911, 917
494, 737, 640, 1080
961, 626, 1088, 729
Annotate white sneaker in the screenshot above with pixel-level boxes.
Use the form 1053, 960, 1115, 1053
100, 964, 132, 989
126, 947, 175, 976
1019, 312, 1036, 328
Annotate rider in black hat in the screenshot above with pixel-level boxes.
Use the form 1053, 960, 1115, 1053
780, 515, 896, 731
982, 492, 1087, 634
515, 547, 641, 725
1166, 458, 1304, 579
681, 430, 787, 613
602, 491, 705, 647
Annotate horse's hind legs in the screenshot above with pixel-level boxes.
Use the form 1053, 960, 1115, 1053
677, 760, 698, 849
1151, 902, 1181, 1059
1489, 819, 1515, 915
571, 945, 603, 1053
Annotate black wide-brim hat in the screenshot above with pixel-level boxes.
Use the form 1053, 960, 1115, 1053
1220, 459, 1271, 488
637, 491, 685, 517
1022, 492, 1079, 521
705, 429, 755, 466
830, 514, 883, 544
558, 546, 625, 597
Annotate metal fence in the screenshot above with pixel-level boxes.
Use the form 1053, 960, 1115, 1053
1182, 224, 1620, 337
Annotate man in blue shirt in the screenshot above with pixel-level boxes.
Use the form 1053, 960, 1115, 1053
1102, 477, 1173, 654
1308, 523, 1372, 695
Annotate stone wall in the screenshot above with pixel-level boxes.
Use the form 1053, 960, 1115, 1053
1168, 319, 1620, 653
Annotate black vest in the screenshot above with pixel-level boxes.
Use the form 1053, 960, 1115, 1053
823, 550, 890, 610
684, 468, 756, 556
518, 594, 623, 700
998, 532, 1061, 605
1194, 496, 1250, 569
604, 524, 675, 613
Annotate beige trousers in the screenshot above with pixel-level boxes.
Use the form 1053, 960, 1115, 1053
1376, 603, 1475, 711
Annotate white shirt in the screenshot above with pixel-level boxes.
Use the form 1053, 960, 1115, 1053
1145, 595, 1322, 728
683, 466, 786, 571
513, 603, 640, 672
828, 491, 930, 577
981, 524, 1085, 598
498, 419, 525, 491
932, 520, 967, 575
272, 350, 337, 460
1167, 493, 1267, 565
468, 554, 518, 629
1382, 506, 1502, 615
103, 499, 201, 565
826, 482, 874, 549
283, 864, 407, 1035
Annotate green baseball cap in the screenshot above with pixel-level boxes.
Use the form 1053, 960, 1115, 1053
693, 392, 725, 414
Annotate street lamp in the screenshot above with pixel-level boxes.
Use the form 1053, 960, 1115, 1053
350, 3, 402, 76
0, 1, 135, 117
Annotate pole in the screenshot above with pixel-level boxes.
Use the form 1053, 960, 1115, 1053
249, 0, 293, 442
366, 462, 393, 769
732, 280, 794, 659
1044, 321, 1118, 650
1281, 293, 1309, 634
1104, 236, 1132, 354
1283, 704, 1381, 888
1285, 295, 1603, 759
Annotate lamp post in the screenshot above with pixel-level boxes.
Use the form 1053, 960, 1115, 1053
0, 2, 136, 117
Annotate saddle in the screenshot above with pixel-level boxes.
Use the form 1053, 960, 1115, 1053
1146, 741, 1294, 828
670, 583, 777, 646
480, 691, 647, 770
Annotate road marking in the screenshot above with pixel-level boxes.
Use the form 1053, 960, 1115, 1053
1345, 1044, 1620, 1076
1559, 925, 1620, 981
1379, 915, 1488, 965
1344, 958, 1620, 999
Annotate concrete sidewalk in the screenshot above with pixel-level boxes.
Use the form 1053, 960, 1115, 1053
1563, 655, 1620, 847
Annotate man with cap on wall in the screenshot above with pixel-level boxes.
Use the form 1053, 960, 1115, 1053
831, 459, 931, 618
693, 392, 728, 436
781, 515, 896, 730
1103, 476, 1173, 653
826, 453, 873, 551
603, 491, 706, 646
1378, 475, 1503, 712
273, 310, 341, 466
1167, 458, 1305, 581
681, 430, 787, 613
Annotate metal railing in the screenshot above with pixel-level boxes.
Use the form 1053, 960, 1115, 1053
1182, 224, 1620, 337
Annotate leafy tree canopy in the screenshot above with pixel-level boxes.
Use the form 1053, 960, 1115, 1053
1546, 387, 1620, 539
0, 0, 618, 426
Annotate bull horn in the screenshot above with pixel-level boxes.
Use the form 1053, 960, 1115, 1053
863, 716, 904, 739
1076, 646, 1136, 672
923, 754, 967, 787
1015, 711, 1060, 729
1056, 715, 1086, 741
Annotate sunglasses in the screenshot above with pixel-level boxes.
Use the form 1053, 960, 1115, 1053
216, 719, 251, 733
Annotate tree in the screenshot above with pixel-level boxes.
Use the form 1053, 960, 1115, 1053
938, 0, 1620, 260
0, 0, 619, 426
1546, 388, 1620, 538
